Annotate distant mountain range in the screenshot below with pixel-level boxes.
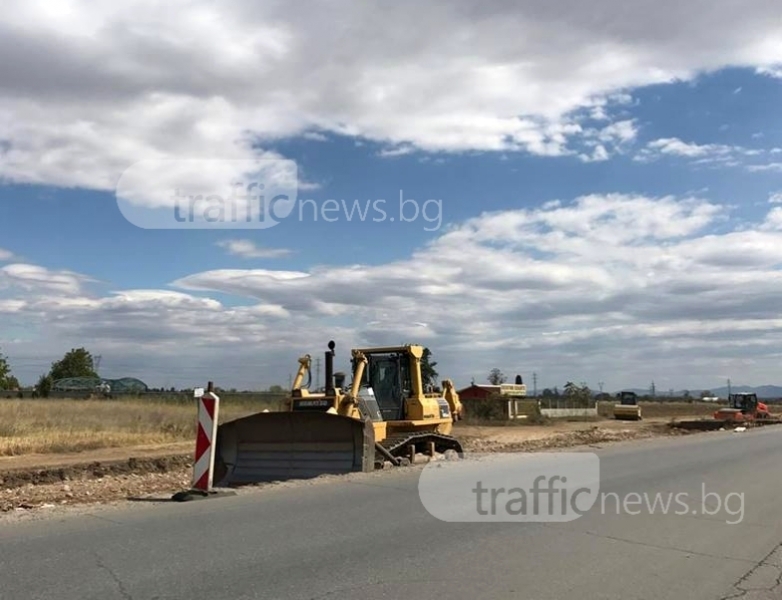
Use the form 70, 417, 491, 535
617, 385, 782, 399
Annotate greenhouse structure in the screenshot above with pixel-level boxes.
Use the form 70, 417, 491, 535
50, 377, 149, 395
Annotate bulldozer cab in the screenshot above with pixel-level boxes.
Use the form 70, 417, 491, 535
729, 393, 757, 413
356, 349, 412, 421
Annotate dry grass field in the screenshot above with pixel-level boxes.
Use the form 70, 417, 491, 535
0, 396, 760, 459
597, 400, 728, 419
0, 396, 279, 457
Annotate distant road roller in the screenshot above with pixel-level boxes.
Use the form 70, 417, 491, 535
613, 391, 642, 421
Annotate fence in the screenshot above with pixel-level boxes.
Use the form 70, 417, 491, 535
540, 406, 599, 418
539, 393, 598, 418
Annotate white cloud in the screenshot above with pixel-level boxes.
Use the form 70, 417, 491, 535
769, 192, 782, 204
577, 120, 638, 162
7, 193, 782, 388
216, 239, 292, 259
0, 263, 92, 295
636, 137, 777, 170
579, 144, 610, 162
378, 145, 416, 158
0, 248, 13, 262
756, 65, 782, 79
0, 299, 25, 314
1, 1, 782, 198
762, 207, 782, 230
597, 120, 638, 144
747, 163, 782, 173
637, 138, 738, 160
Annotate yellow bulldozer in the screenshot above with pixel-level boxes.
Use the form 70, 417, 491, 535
212, 341, 465, 485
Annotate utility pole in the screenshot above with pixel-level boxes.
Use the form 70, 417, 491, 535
598, 381, 604, 394
727, 378, 731, 396
533, 372, 538, 397
650, 381, 656, 398
315, 357, 321, 390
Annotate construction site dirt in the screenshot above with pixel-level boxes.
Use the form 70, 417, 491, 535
0, 418, 705, 515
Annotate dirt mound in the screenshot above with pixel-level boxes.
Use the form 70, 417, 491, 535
463, 423, 682, 453
1, 455, 192, 492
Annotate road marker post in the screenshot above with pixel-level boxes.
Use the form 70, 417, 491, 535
192, 384, 219, 491
171, 382, 235, 502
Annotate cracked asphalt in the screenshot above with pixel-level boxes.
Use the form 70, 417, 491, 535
1, 426, 782, 600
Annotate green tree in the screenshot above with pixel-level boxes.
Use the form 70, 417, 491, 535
0, 350, 11, 389
36, 373, 53, 398
564, 381, 592, 407
578, 384, 593, 407
487, 368, 506, 385
268, 384, 285, 393
49, 347, 98, 381
421, 347, 439, 388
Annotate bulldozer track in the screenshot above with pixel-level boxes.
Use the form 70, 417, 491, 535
375, 432, 464, 466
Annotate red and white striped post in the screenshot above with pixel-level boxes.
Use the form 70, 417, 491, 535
192, 382, 220, 491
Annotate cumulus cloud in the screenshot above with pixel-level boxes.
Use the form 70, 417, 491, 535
0, 264, 93, 295
0, 248, 13, 261
6, 193, 782, 388
216, 239, 292, 259
1, 1, 782, 202
160, 193, 782, 386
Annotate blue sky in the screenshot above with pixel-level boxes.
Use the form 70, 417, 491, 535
1, 2, 782, 391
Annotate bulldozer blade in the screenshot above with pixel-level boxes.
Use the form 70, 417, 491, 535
212, 411, 375, 486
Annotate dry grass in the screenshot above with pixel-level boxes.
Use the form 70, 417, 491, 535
0, 396, 737, 458
0, 396, 279, 457
596, 400, 723, 419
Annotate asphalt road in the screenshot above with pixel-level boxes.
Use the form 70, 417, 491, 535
2, 427, 782, 600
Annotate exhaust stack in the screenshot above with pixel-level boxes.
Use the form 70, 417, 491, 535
325, 340, 335, 395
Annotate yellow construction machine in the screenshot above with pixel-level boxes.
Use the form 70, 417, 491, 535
212, 341, 464, 485
613, 390, 642, 421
